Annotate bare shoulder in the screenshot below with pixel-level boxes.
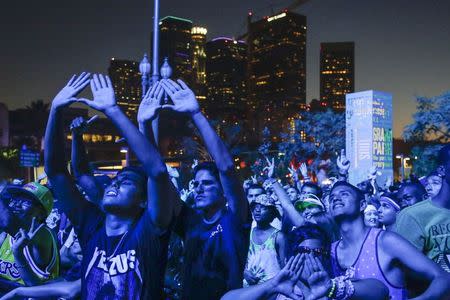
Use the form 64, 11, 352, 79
377, 230, 411, 254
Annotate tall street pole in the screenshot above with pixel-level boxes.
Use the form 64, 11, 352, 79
151, 0, 160, 85
151, 0, 160, 144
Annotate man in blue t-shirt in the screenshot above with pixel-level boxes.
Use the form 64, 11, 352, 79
45, 73, 175, 299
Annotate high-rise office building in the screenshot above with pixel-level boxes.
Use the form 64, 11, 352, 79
159, 16, 193, 84
108, 58, 142, 118
205, 37, 247, 124
320, 42, 355, 111
191, 26, 208, 102
247, 11, 307, 142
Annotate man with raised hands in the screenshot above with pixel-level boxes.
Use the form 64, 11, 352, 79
45, 73, 174, 299
157, 78, 250, 300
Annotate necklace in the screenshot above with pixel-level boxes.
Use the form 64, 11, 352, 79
203, 209, 223, 224
107, 230, 129, 260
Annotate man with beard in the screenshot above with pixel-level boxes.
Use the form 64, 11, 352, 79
45, 73, 174, 299
0, 181, 58, 290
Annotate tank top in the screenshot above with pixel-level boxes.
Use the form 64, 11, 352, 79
243, 227, 281, 287
331, 228, 407, 300
0, 227, 59, 284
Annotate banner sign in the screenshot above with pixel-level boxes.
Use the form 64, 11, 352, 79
346, 90, 393, 185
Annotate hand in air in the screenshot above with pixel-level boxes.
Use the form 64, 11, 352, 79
137, 82, 164, 124
78, 74, 117, 113
52, 72, 90, 109
161, 79, 200, 115
263, 157, 275, 178
70, 115, 99, 135
336, 149, 350, 173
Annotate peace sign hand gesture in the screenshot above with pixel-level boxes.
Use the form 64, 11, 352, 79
11, 217, 44, 256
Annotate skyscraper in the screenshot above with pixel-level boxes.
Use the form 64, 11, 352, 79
320, 42, 355, 111
247, 11, 307, 142
159, 16, 193, 84
108, 58, 142, 118
191, 26, 208, 102
205, 37, 247, 123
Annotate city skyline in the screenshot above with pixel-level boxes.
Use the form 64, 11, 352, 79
1, 0, 450, 138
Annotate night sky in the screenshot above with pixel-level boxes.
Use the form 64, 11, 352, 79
1, 0, 449, 137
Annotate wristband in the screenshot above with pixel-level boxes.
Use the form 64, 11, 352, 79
327, 278, 337, 298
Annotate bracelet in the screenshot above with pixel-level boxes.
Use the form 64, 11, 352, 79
327, 278, 337, 298
335, 276, 346, 300
342, 279, 355, 300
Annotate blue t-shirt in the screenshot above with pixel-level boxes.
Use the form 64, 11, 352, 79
74, 202, 170, 300
174, 203, 250, 300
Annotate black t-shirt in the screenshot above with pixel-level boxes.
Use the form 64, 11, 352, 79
174, 203, 250, 300
74, 202, 170, 300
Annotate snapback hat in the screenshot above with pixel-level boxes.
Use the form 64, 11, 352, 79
5, 182, 54, 216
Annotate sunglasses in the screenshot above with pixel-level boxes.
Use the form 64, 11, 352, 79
1, 191, 33, 210
296, 246, 328, 257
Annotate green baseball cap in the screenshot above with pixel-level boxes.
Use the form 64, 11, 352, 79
294, 194, 324, 211
6, 182, 54, 216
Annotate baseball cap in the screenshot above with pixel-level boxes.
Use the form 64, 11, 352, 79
5, 182, 54, 216
294, 193, 324, 211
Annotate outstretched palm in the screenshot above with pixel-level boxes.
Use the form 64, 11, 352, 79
307, 271, 331, 300
137, 82, 163, 124
52, 72, 90, 109
161, 79, 200, 114
273, 254, 305, 300
337, 149, 350, 172
78, 74, 116, 112
305, 255, 332, 300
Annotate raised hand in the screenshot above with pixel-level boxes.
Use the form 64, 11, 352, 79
161, 79, 200, 115
299, 163, 309, 179
166, 164, 179, 178
191, 159, 199, 170
384, 176, 393, 189
180, 189, 191, 202
367, 166, 381, 181
11, 217, 44, 256
52, 72, 90, 110
69, 115, 98, 135
272, 254, 305, 300
251, 175, 258, 184
137, 82, 164, 124
263, 157, 275, 178
78, 74, 117, 112
336, 149, 350, 173
305, 254, 332, 300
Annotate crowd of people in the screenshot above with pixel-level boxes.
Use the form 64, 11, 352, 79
0, 72, 449, 299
